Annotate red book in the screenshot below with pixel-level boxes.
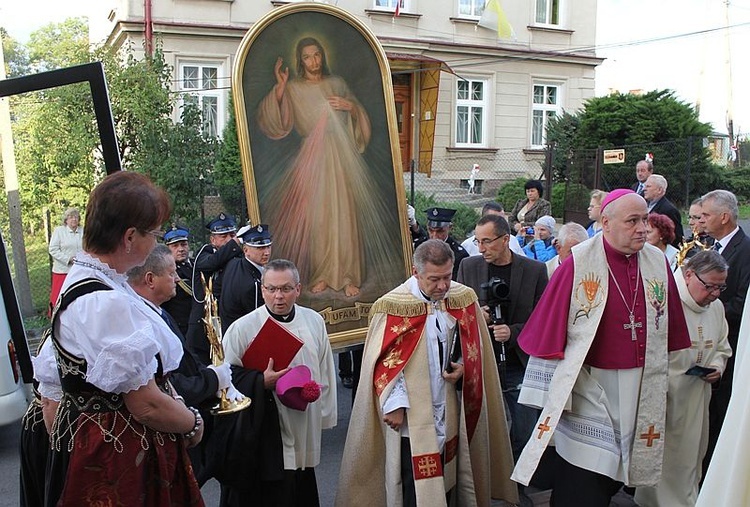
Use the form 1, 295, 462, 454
241, 317, 304, 371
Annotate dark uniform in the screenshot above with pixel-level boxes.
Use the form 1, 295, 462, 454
219, 225, 272, 333
413, 207, 469, 280
186, 213, 242, 364
161, 226, 194, 337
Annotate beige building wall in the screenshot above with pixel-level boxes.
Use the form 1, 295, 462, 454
90, 0, 601, 184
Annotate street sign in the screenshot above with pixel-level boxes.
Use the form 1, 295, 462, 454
603, 149, 625, 164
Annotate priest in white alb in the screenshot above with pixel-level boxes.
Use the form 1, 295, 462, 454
636, 250, 731, 507
511, 189, 691, 506
221, 259, 336, 507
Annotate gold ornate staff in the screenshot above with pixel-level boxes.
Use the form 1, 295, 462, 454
202, 274, 252, 415
675, 225, 711, 268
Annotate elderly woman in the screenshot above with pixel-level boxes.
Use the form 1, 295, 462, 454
586, 189, 608, 238
34, 172, 204, 506
48, 207, 84, 313
635, 250, 731, 507
508, 179, 552, 245
647, 213, 679, 271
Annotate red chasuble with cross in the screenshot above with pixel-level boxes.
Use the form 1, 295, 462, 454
336, 280, 517, 507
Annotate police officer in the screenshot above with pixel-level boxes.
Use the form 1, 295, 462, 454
161, 225, 193, 336
219, 224, 272, 332
414, 207, 468, 280
186, 213, 243, 364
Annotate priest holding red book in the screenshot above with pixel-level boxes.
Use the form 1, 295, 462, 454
219, 259, 337, 507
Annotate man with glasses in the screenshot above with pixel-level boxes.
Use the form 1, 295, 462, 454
635, 250, 731, 507
221, 259, 337, 507
456, 214, 548, 470
187, 213, 243, 364
698, 189, 750, 474
461, 201, 526, 258
220, 224, 272, 332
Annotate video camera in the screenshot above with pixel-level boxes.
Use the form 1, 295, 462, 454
480, 277, 510, 325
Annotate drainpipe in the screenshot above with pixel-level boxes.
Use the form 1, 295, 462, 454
144, 0, 153, 57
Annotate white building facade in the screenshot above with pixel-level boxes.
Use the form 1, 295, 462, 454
91, 0, 601, 190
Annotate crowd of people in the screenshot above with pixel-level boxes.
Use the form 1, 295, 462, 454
21, 157, 750, 506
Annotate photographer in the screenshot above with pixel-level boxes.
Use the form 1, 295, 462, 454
456, 214, 548, 464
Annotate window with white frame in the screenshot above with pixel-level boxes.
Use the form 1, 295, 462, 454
531, 83, 561, 147
455, 78, 489, 147
535, 0, 560, 25
374, 0, 409, 11
458, 0, 484, 18
178, 62, 224, 138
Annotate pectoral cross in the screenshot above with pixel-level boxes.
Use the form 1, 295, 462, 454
623, 313, 642, 341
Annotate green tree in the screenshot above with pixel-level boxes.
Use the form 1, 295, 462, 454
10, 19, 220, 233
213, 92, 247, 223
546, 90, 720, 207
133, 101, 218, 234
1, 28, 30, 77
11, 19, 95, 230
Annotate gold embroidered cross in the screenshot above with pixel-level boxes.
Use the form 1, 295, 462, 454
537, 416, 552, 439
374, 372, 389, 393
417, 455, 439, 477
390, 317, 412, 335
640, 425, 661, 447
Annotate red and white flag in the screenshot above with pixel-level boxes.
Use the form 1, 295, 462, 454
394, 0, 401, 17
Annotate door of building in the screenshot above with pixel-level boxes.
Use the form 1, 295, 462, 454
393, 74, 412, 172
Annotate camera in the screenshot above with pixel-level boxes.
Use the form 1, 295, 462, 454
525, 227, 535, 235
480, 277, 510, 325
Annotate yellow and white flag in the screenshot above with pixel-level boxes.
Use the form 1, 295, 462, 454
477, 0, 515, 40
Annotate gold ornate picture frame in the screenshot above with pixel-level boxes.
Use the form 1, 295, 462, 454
233, 3, 412, 348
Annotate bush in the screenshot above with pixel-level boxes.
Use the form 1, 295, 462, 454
722, 166, 750, 203
412, 191, 480, 240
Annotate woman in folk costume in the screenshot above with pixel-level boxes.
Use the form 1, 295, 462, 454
636, 250, 731, 506
34, 172, 204, 506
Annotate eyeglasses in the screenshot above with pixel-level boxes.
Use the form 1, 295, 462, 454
473, 235, 504, 247
694, 272, 727, 293
144, 229, 165, 240
262, 285, 297, 294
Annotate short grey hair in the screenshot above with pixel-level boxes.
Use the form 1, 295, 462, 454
63, 207, 80, 225
647, 174, 668, 191
683, 250, 728, 276
702, 189, 739, 222
413, 239, 454, 274
262, 259, 300, 285
557, 222, 589, 247
127, 244, 174, 283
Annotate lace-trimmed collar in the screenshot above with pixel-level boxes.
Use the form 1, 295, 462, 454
73, 252, 127, 284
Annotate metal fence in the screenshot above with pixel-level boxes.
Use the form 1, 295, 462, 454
556, 137, 710, 225
7, 137, 711, 322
